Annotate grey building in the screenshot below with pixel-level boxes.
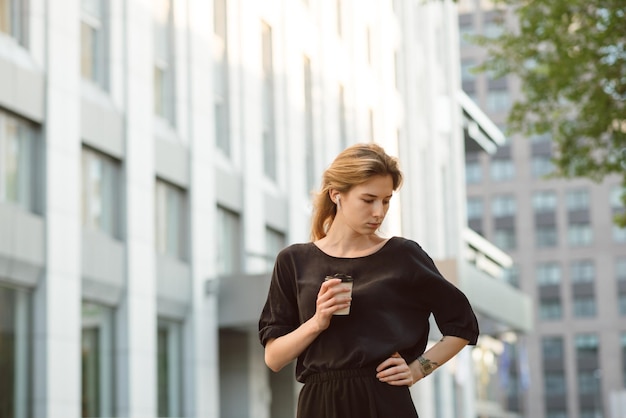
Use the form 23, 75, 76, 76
457, 1, 626, 417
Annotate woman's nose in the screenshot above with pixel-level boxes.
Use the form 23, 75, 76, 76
372, 201, 384, 217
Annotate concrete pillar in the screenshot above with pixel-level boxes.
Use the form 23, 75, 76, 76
185, 0, 220, 416
34, 0, 82, 416
117, 0, 157, 415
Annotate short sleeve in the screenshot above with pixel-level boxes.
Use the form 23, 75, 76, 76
258, 248, 300, 346
405, 240, 480, 345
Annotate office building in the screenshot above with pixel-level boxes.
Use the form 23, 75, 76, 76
0, 0, 530, 416
457, 0, 626, 417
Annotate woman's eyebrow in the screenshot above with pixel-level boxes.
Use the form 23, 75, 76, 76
361, 193, 393, 198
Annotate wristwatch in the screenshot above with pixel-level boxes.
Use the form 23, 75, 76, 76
417, 355, 436, 376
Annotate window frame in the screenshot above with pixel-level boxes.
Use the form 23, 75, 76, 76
81, 146, 122, 239
80, 0, 108, 88
155, 179, 188, 260
0, 111, 38, 212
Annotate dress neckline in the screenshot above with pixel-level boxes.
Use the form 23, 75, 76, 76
310, 236, 396, 259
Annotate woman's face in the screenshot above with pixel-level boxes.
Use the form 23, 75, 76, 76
336, 175, 394, 235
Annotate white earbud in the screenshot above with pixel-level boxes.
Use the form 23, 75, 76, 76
336, 195, 341, 208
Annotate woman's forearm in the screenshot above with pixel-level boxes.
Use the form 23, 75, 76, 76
265, 279, 352, 372
264, 318, 323, 372
409, 335, 470, 382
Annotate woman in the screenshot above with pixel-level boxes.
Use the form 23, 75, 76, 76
258, 143, 479, 417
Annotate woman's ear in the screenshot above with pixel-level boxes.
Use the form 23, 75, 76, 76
329, 190, 338, 204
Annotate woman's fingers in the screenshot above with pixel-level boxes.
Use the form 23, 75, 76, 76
317, 279, 352, 309
314, 279, 352, 329
376, 353, 414, 386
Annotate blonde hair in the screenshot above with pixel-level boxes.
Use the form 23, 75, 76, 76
310, 143, 403, 240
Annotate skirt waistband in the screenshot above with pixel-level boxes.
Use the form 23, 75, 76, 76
304, 367, 378, 383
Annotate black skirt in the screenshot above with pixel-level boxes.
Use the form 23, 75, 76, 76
297, 368, 419, 418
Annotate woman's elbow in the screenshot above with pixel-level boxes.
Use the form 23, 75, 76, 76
264, 352, 284, 372
264, 340, 284, 372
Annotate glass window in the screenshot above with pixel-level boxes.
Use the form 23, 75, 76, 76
570, 260, 595, 283
368, 109, 374, 143
265, 226, 285, 271
467, 197, 483, 220
261, 21, 276, 180
546, 411, 567, 418
461, 60, 476, 82
483, 20, 504, 39
491, 195, 516, 217
213, 0, 226, 38
567, 189, 590, 211
618, 263, 626, 313
575, 334, 599, 356
486, 89, 510, 112
393, 51, 399, 90
213, 0, 230, 156
613, 224, 626, 244
466, 91, 478, 104
544, 372, 566, 395
568, 223, 593, 247
531, 133, 551, 143
157, 319, 183, 418
581, 409, 602, 418
154, 0, 176, 125
531, 156, 554, 178
304, 56, 315, 194
82, 147, 121, 238
621, 333, 626, 387
155, 179, 187, 260
0, 111, 37, 212
537, 262, 561, 285
542, 336, 564, 360
610, 185, 625, 208
338, 84, 347, 150
459, 22, 475, 46
577, 371, 600, 395
81, 0, 107, 88
490, 158, 515, 181
0, 285, 31, 418
617, 258, 626, 281
619, 294, 626, 316
573, 296, 596, 318
365, 26, 372, 65
532, 190, 557, 212
502, 264, 520, 287
216, 206, 241, 275
336, 0, 342, 36
214, 60, 230, 156
0, 0, 26, 45
539, 299, 562, 320
536, 225, 558, 248
466, 160, 482, 184
81, 302, 114, 418
493, 227, 516, 250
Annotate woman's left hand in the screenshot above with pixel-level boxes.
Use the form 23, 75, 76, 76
375, 352, 418, 386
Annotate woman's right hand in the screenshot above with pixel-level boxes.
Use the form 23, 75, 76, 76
264, 279, 352, 372
313, 278, 352, 331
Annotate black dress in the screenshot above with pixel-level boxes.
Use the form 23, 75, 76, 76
258, 237, 479, 418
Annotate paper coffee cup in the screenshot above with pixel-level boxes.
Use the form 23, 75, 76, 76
325, 274, 354, 315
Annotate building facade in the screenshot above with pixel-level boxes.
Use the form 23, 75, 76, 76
457, 1, 626, 417
0, 0, 531, 417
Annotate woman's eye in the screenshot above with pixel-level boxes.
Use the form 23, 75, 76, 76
383, 201, 390, 205
363, 199, 373, 204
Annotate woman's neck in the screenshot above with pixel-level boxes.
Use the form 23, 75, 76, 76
314, 232, 389, 258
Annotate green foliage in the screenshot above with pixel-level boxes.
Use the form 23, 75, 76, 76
471, 0, 626, 225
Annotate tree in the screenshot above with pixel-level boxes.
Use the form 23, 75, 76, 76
473, 0, 626, 225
